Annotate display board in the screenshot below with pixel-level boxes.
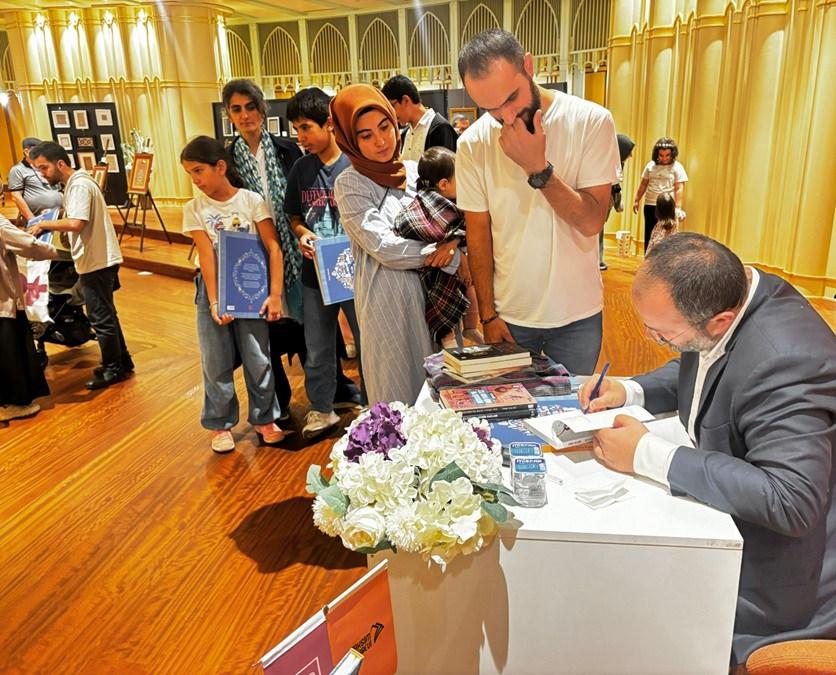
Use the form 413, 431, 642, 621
212, 100, 293, 145
47, 102, 127, 206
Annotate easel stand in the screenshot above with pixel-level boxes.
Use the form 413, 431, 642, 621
118, 190, 171, 253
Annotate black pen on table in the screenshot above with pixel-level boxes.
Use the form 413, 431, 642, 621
583, 362, 610, 414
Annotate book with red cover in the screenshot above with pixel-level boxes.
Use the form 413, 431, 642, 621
439, 383, 537, 416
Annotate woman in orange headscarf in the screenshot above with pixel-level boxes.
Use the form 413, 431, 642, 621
332, 84, 462, 404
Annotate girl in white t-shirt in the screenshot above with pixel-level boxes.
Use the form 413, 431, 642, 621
180, 136, 288, 453
632, 137, 688, 253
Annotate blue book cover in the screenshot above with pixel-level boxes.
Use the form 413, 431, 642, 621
313, 235, 354, 305
490, 395, 581, 448
28, 208, 61, 243
217, 230, 269, 319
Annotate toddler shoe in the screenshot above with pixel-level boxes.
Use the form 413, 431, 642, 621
211, 430, 235, 453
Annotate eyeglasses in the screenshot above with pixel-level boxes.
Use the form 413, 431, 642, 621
644, 316, 711, 348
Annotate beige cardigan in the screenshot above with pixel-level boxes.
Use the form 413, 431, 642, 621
0, 216, 58, 319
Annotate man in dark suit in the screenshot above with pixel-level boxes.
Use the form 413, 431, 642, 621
580, 232, 836, 665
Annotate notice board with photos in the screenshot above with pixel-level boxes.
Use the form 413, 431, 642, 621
47, 102, 127, 206
212, 100, 297, 147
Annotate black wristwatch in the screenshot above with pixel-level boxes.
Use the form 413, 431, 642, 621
527, 162, 554, 190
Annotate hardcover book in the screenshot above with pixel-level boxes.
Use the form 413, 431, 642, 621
439, 383, 537, 416
443, 342, 532, 370
313, 235, 355, 305
217, 230, 269, 319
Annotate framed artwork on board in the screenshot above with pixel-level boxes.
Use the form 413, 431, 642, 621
95, 108, 113, 126
76, 136, 95, 148
52, 109, 71, 129
289, 124, 298, 138
448, 107, 478, 127
57, 134, 72, 150
267, 117, 280, 135
67, 153, 76, 169
221, 116, 234, 137
100, 134, 115, 152
92, 165, 108, 191
104, 153, 119, 174
77, 151, 97, 172
128, 153, 153, 194
73, 109, 89, 130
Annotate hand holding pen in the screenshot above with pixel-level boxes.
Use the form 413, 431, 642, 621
578, 363, 627, 413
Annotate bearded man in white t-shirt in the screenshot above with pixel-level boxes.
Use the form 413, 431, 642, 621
456, 29, 620, 375
28, 141, 132, 390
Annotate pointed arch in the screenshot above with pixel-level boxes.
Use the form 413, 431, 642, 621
310, 23, 350, 73
409, 12, 449, 69
226, 30, 253, 79
461, 3, 501, 46
359, 18, 398, 71
1, 46, 14, 89
262, 26, 301, 76
572, 0, 610, 52
515, 0, 560, 57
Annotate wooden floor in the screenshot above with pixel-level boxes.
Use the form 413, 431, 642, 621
0, 245, 834, 673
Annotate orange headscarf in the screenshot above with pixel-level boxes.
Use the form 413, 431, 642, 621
330, 83, 406, 190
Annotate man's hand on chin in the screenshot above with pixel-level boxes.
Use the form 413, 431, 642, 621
591, 415, 649, 474
498, 110, 547, 175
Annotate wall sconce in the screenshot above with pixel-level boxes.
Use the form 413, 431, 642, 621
103, 10, 115, 27
68, 12, 79, 28
137, 9, 149, 25
35, 13, 47, 29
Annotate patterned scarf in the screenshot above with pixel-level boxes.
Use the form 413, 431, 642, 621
231, 131, 303, 319
393, 189, 469, 343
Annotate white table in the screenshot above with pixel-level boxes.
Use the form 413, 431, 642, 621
369, 388, 743, 674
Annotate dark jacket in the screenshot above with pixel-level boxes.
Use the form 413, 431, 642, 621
635, 271, 836, 663
228, 132, 302, 176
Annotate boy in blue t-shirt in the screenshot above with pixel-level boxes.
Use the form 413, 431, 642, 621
285, 87, 365, 439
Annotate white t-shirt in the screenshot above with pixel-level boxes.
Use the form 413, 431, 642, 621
401, 107, 435, 162
182, 188, 271, 266
63, 170, 123, 275
456, 90, 619, 328
640, 160, 688, 205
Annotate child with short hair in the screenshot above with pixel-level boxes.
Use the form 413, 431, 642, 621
284, 87, 365, 440
180, 136, 288, 453
393, 146, 482, 348
646, 192, 679, 254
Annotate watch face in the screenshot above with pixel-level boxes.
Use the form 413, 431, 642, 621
528, 163, 553, 189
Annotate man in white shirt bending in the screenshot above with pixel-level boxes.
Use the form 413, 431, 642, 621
28, 141, 132, 390
456, 29, 619, 375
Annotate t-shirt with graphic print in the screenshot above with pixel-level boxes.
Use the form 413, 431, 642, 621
182, 188, 271, 267
283, 152, 352, 288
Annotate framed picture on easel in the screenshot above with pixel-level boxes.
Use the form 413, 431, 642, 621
92, 165, 108, 191
128, 153, 153, 194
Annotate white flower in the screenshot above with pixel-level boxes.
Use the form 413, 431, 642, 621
312, 495, 343, 537
340, 506, 387, 550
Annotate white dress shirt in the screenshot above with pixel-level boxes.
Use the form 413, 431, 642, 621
626, 267, 761, 486
401, 108, 435, 162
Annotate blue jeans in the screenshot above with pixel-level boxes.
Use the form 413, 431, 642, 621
506, 312, 603, 375
302, 284, 363, 413
195, 274, 280, 430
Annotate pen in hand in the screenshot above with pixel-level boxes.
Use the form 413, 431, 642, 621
583, 362, 610, 414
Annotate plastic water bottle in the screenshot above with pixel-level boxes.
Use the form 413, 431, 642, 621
512, 457, 548, 508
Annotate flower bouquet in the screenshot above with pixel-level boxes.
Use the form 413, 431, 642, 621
307, 402, 516, 566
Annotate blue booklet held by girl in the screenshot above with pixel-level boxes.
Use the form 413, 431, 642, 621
313, 235, 355, 305
217, 230, 269, 319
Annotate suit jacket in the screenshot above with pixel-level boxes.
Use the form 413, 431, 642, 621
635, 271, 836, 662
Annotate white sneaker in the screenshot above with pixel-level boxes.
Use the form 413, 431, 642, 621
0, 402, 40, 422
302, 410, 340, 440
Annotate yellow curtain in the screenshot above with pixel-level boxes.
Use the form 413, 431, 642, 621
607, 0, 835, 297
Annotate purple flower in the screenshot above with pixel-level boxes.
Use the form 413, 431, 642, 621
344, 402, 406, 463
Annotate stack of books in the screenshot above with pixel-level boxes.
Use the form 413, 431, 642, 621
442, 343, 532, 383
439, 382, 538, 421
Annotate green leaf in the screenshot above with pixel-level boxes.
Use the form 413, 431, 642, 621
428, 461, 468, 489
482, 500, 509, 523
498, 491, 519, 506
473, 480, 514, 496
320, 484, 348, 517
355, 538, 396, 554
305, 465, 330, 495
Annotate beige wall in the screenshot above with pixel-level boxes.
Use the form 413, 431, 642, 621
607, 0, 835, 297
0, 3, 226, 204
